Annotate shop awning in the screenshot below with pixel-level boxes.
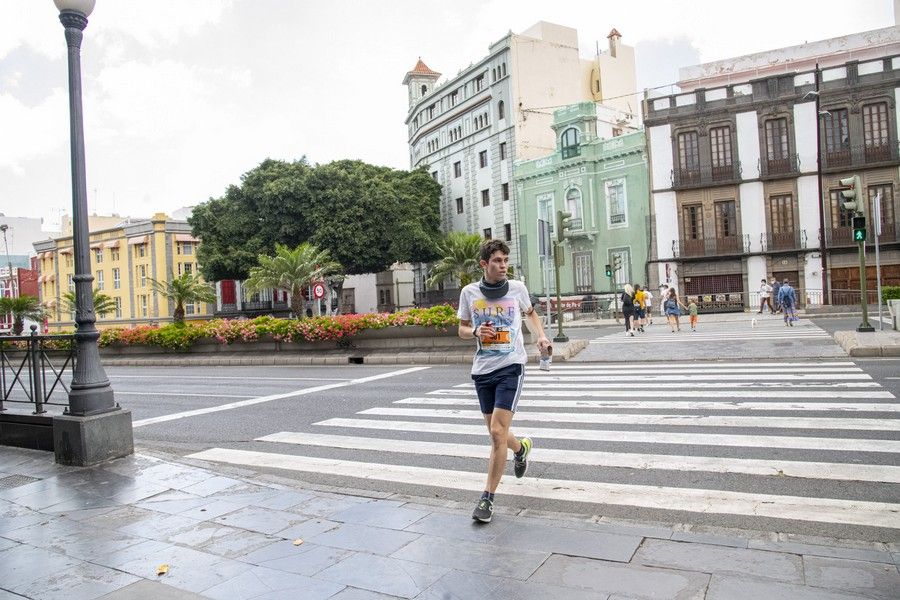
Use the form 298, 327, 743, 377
104, 240, 121, 248
90, 242, 103, 250
127, 235, 149, 245
174, 234, 199, 243
59, 247, 73, 255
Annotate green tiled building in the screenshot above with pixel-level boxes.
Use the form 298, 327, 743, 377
514, 102, 649, 298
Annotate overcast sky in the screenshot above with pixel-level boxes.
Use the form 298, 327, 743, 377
1, 0, 893, 228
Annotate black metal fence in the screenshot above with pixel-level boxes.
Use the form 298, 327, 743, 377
0, 326, 75, 414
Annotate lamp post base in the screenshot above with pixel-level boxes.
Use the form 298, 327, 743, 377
857, 324, 875, 333
553, 335, 569, 342
52, 409, 133, 466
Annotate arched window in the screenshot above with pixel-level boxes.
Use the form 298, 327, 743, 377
498, 101, 505, 120
421, 84, 427, 96
566, 187, 582, 225
561, 127, 581, 159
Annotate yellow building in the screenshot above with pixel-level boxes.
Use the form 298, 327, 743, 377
32, 213, 214, 331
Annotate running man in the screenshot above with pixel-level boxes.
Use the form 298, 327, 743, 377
458, 239, 552, 523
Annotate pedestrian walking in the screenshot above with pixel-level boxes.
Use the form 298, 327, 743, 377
664, 288, 686, 332
634, 284, 646, 332
658, 284, 670, 320
771, 278, 782, 313
643, 288, 654, 325
757, 279, 773, 314
778, 278, 798, 327
457, 239, 551, 523
688, 296, 699, 332
621, 283, 636, 337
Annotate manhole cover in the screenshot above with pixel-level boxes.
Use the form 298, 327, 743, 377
0, 474, 41, 490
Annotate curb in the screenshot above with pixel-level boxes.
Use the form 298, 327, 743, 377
834, 330, 900, 357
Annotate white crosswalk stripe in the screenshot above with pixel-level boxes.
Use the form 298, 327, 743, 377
189, 359, 900, 531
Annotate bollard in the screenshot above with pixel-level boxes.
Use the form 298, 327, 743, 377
29, 325, 45, 414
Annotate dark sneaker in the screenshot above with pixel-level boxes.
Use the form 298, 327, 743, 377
514, 437, 532, 478
472, 497, 493, 523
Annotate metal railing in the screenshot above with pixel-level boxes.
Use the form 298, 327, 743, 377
760, 230, 808, 252
827, 222, 898, 246
671, 161, 741, 189
822, 142, 900, 170
1, 326, 75, 414
673, 234, 750, 258
758, 154, 800, 178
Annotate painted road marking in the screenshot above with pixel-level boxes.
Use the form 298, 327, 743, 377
394, 397, 900, 411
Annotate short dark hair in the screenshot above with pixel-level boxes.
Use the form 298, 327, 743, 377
480, 239, 509, 262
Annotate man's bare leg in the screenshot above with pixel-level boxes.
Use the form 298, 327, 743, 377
482, 410, 519, 493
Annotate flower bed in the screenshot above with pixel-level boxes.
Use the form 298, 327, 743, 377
97, 305, 460, 352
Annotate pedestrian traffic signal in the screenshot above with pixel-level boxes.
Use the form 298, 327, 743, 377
839, 175, 862, 213
556, 210, 574, 242
605, 264, 612, 277
852, 215, 866, 242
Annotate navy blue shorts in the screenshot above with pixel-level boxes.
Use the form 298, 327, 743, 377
472, 363, 524, 414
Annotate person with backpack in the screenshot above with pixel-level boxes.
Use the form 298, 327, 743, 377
621, 283, 636, 337
778, 278, 798, 326
664, 287, 687, 332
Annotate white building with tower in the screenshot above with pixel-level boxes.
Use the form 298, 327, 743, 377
403, 22, 638, 289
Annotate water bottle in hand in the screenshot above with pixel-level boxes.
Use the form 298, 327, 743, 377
539, 344, 552, 371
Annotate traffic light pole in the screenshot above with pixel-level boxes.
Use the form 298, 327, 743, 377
857, 240, 874, 332
553, 241, 568, 342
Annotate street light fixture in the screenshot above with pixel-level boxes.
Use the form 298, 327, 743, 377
0, 223, 14, 298
53, 0, 133, 465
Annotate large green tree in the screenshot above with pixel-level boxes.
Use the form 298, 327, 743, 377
189, 158, 441, 281
149, 273, 217, 325
0, 295, 45, 335
243, 243, 341, 318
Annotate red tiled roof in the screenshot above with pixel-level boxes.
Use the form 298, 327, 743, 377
408, 58, 440, 77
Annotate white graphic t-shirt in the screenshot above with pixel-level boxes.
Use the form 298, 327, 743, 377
457, 280, 532, 375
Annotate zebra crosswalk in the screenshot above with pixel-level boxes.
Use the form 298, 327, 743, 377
188, 360, 900, 533
589, 319, 830, 344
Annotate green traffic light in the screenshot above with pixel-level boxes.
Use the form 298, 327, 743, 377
853, 229, 865, 242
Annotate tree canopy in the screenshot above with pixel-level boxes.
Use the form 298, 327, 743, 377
149, 273, 217, 324
190, 158, 442, 281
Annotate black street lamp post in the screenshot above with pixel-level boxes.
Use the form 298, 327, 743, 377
53, 0, 132, 465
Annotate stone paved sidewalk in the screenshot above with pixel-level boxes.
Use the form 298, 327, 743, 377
1, 446, 897, 600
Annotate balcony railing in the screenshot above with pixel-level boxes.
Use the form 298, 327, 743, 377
822, 142, 899, 170
760, 230, 807, 252
827, 221, 897, 246
672, 161, 741, 189
672, 234, 750, 258
759, 154, 800, 178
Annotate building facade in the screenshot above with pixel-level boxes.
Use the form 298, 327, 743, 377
644, 27, 900, 310
403, 22, 638, 276
33, 213, 214, 331
516, 102, 649, 298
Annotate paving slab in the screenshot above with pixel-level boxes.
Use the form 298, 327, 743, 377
306, 521, 421, 556
390, 534, 550, 580
273, 516, 341, 541
318, 553, 449, 599
329, 587, 405, 600
244, 541, 354, 576
402, 511, 515, 543
706, 573, 878, 600
529, 554, 710, 599
212, 505, 309, 535
416, 568, 609, 600
633, 538, 803, 583
329, 499, 430, 530
201, 565, 345, 600
802, 555, 900, 600
96, 579, 208, 600
0, 543, 85, 595
114, 545, 253, 594
13, 560, 139, 600
747, 539, 895, 564
490, 519, 642, 562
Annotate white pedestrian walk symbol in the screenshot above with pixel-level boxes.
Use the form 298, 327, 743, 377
191, 360, 900, 531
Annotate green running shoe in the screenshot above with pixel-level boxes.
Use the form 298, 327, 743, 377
514, 437, 532, 478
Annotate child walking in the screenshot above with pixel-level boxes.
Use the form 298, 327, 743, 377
688, 297, 698, 332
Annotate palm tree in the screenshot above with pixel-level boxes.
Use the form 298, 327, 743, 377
0, 295, 45, 335
244, 243, 341, 318
149, 272, 216, 325
426, 232, 483, 289
62, 288, 117, 318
